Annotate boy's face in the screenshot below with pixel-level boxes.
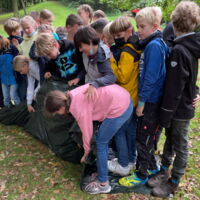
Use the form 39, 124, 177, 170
136, 19, 157, 40
66, 24, 80, 37
11, 28, 21, 36
18, 63, 29, 75
40, 18, 53, 26
22, 22, 35, 36
79, 43, 98, 56
46, 42, 59, 60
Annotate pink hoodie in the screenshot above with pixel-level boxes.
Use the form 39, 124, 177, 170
69, 84, 130, 154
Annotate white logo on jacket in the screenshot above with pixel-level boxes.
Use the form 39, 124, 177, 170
171, 61, 178, 67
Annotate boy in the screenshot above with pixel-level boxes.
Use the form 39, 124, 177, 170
13, 55, 40, 113
119, 7, 169, 186
148, 2, 200, 197
65, 14, 83, 41
107, 16, 141, 175
35, 33, 80, 83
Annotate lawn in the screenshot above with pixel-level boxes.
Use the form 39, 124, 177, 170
0, 1, 199, 199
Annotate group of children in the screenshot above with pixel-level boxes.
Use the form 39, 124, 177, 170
0, 1, 200, 197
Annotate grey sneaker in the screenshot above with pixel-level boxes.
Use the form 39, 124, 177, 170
147, 170, 170, 188
84, 181, 111, 194
108, 159, 130, 176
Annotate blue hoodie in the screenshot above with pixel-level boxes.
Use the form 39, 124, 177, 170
138, 32, 169, 105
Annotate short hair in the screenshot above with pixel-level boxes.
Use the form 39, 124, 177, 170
0, 36, 10, 50
35, 33, 56, 57
4, 18, 20, 35
65, 14, 83, 27
171, 1, 200, 33
77, 4, 93, 20
74, 26, 100, 49
20, 15, 37, 27
93, 10, 106, 19
110, 16, 132, 35
38, 24, 53, 33
91, 18, 109, 34
103, 22, 112, 38
135, 6, 162, 26
13, 55, 29, 71
39, 9, 55, 20
29, 11, 40, 20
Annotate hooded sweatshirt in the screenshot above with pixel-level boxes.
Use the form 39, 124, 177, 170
160, 32, 200, 128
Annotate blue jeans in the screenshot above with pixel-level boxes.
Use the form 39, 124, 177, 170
96, 100, 133, 183
1, 83, 21, 106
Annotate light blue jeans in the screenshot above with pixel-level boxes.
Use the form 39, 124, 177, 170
1, 83, 21, 106
96, 100, 133, 183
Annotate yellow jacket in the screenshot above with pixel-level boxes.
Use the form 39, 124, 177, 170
110, 43, 140, 107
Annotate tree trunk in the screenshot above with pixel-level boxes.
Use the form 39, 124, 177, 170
12, 0, 19, 17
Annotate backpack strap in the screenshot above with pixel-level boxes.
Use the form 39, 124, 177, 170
121, 46, 140, 62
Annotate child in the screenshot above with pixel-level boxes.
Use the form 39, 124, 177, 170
65, 14, 83, 41
106, 16, 140, 175
29, 11, 40, 28
0, 36, 20, 107
35, 33, 80, 83
39, 9, 55, 26
4, 18, 23, 44
72, 26, 116, 99
148, 2, 200, 197
13, 55, 40, 112
102, 22, 114, 47
56, 27, 67, 40
77, 4, 93, 25
93, 10, 106, 22
119, 7, 169, 186
44, 83, 133, 194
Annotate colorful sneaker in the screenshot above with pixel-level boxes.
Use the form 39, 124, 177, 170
148, 166, 160, 176
119, 172, 148, 187
108, 159, 130, 176
84, 181, 111, 194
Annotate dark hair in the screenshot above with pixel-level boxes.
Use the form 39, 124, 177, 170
65, 14, 83, 27
91, 18, 109, 34
74, 26, 100, 49
44, 90, 70, 114
93, 10, 106, 19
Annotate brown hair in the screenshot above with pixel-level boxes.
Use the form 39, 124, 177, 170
4, 18, 20, 35
38, 24, 53, 33
44, 90, 70, 114
110, 16, 132, 35
39, 9, 55, 20
171, 1, 200, 33
0, 36, 10, 50
77, 4, 93, 20
29, 11, 40, 21
93, 10, 106, 20
65, 14, 83, 27
13, 55, 29, 71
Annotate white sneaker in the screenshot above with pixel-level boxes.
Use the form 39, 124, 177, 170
128, 162, 136, 171
107, 159, 130, 176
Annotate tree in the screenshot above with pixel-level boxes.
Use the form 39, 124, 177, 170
12, 0, 19, 17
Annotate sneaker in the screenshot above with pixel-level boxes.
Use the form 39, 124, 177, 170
119, 172, 148, 187
152, 179, 178, 198
147, 166, 160, 176
84, 181, 111, 194
128, 162, 136, 171
147, 170, 170, 188
108, 159, 130, 176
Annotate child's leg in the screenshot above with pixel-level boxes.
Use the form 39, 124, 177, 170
10, 84, 21, 105
1, 83, 11, 106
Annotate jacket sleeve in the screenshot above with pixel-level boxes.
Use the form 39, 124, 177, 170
90, 59, 116, 88
139, 43, 164, 104
159, 49, 189, 128
110, 51, 136, 85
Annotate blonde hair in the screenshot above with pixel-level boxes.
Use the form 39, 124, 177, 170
4, 18, 20, 35
38, 24, 53, 33
171, 1, 200, 33
103, 22, 112, 38
20, 15, 37, 27
0, 36, 10, 50
40, 9, 55, 20
13, 55, 29, 71
35, 33, 56, 57
77, 4, 93, 20
109, 16, 132, 35
135, 6, 162, 26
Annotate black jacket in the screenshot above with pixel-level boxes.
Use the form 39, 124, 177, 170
160, 32, 200, 128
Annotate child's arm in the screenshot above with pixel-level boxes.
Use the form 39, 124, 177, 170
27, 74, 36, 112
160, 49, 189, 128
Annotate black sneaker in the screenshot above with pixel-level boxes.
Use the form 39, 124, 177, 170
152, 179, 178, 198
147, 170, 170, 188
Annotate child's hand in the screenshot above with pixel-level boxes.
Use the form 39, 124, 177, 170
84, 85, 97, 101
192, 94, 200, 107
44, 72, 52, 79
136, 105, 144, 117
11, 38, 19, 47
27, 105, 35, 112
68, 78, 80, 86
80, 152, 89, 163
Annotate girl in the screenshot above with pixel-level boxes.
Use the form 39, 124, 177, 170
0, 36, 20, 107
77, 4, 93, 25
44, 84, 133, 194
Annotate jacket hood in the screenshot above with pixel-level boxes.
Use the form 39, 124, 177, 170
174, 32, 200, 58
